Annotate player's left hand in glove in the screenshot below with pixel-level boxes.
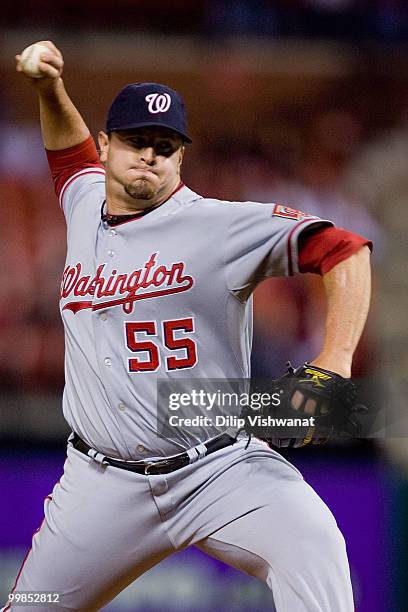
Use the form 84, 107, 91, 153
243, 362, 367, 449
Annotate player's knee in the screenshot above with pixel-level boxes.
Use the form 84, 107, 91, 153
298, 512, 348, 570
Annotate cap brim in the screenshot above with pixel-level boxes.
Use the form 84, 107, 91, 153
107, 121, 192, 143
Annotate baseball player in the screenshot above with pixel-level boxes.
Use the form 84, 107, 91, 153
6, 40, 372, 611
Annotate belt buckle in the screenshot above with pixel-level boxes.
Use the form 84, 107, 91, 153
144, 459, 169, 475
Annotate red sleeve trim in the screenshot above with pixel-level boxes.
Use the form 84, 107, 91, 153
45, 135, 104, 199
298, 226, 373, 275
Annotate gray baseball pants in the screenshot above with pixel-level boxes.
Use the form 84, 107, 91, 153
4, 438, 354, 611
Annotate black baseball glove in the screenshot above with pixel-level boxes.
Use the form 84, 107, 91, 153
242, 363, 367, 448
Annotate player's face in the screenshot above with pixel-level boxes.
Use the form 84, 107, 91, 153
98, 127, 184, 209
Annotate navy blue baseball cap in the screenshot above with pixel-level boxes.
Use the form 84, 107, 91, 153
106, 83, 192, 143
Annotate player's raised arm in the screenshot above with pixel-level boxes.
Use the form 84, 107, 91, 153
16, 41, 89, 150
16, 41, 104, 209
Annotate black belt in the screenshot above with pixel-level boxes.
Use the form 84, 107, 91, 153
71, 432, 237, 475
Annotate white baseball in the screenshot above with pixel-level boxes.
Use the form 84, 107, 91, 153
19, 43, 49, 78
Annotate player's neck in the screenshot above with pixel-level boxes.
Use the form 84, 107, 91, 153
105, 178, 182, 216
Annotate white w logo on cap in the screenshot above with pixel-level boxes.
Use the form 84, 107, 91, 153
145, 93, 172, 114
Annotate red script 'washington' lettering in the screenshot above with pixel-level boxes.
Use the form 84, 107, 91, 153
61, 252, 194, 314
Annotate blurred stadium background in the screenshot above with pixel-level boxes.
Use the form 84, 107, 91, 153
1, 1, 408, 610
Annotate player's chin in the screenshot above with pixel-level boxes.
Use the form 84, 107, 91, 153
124, 179, 157, 201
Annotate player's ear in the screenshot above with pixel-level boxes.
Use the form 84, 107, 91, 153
178, 145, 185, 169
98, 131, 109, 164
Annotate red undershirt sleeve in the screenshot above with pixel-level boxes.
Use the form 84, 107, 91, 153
298, 226, 373, 275
45, 135, 104, 199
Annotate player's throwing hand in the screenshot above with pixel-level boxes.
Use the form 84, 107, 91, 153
16, 40, 64, 85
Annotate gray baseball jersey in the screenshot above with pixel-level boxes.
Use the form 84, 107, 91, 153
59, 170, 331, 459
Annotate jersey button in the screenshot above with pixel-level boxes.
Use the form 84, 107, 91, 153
100, 313, 108, 321
136, 444, 145, 453
108, 250, 115, 257
104, 357, 112, 367
109, 229, 117, 236
118, 402, 127, 412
